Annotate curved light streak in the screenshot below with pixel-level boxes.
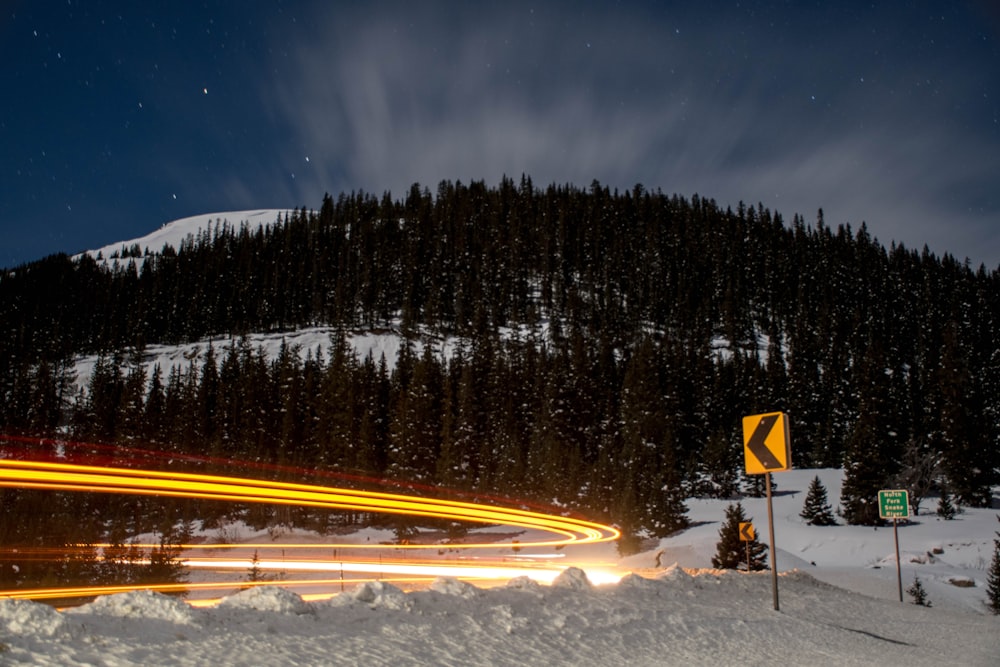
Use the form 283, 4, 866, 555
0, 459, 618, 546
0, 458, 623, 603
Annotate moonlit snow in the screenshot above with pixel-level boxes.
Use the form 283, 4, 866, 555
1, 468, 997, 666
79, 209, 290, 267
6, 213, 995, 666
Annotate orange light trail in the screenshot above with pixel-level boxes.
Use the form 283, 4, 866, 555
0, 458, 623, 603
0, 577, 434, 603
0, 459, 618, 547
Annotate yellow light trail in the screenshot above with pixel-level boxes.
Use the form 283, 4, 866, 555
0, 577, 434, 603
0, 458, 623, 603
0, 459, 617, 546
183, 557, 567, 583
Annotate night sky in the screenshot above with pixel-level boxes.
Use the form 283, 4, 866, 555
2, 1, 998, 269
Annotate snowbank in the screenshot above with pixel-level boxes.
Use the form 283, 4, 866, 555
2, 567, 996, 666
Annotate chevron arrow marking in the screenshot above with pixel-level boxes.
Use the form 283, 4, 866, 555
745, 413, 782, 470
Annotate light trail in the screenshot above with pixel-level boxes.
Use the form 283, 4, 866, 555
0, 458, 623, 604
183, 557, 568, 583
0, 577, 434, 603
0, 459, 617, 546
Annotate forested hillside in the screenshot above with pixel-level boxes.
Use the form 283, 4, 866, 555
1, 177, 998, 572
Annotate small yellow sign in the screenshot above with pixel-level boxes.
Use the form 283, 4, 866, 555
739, 522, 754, 541
742, 412, 791, 474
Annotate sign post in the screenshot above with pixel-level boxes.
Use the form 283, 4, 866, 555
878, 489, 910, 603
739, 522, 754, 572
742, 412, 791, 612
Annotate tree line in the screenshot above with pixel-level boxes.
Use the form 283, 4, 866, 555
1, 176, 998, 568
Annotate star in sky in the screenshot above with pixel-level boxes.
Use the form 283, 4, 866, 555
0, 1, 997, 269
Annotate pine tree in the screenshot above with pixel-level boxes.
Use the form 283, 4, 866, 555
388, 345, 443, 482
712, 502, 768, 571
144, 536, 187, 592
615, 337, 689, 537
894, 438, 940, 516
986, 515, 1000, 615
800, 475, 837, 525
936, 486, 957, 520
906, 575, 931, 607
936, 321, 993, 507
742, 471, 768, 498
248, 549, 263, 583
702, 428, 739, 499
98, 541, 146, 586
840, 339, 898, 526
77, 352, 125, 442
143, 364, 166, 444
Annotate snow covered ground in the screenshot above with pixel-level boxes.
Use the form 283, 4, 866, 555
78, 210, 290, 266
14, 213, 994, 664
2, 469, 997, 666
71, 324, 420, 392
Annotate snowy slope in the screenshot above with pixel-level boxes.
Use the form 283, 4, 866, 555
648, 469, 997, 617
68, 324, 470, 412
77, 209, 290, 265
2, 469, 997, 666
71, 325, 420, 391
28, 215, 998, 664
68, 207, 437, 390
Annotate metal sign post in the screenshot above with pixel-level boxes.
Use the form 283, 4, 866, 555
765, 473, 778, 611
893, 518, 901, 602
742, 412, 791, 612
878, 489, 910, 603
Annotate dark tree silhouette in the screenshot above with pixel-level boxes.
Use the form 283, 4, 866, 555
712, 502, 768, 571
800, 476, 837, 526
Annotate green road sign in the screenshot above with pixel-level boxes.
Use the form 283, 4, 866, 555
878, 489, 910, 519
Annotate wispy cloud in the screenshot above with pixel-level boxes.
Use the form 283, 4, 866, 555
256, 1, 999, 265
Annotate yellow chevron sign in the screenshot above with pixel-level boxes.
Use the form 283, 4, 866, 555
739, 522, 754, 541
742, 412, 791, 474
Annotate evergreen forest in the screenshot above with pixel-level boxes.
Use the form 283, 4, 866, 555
1, 177, 998, 584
